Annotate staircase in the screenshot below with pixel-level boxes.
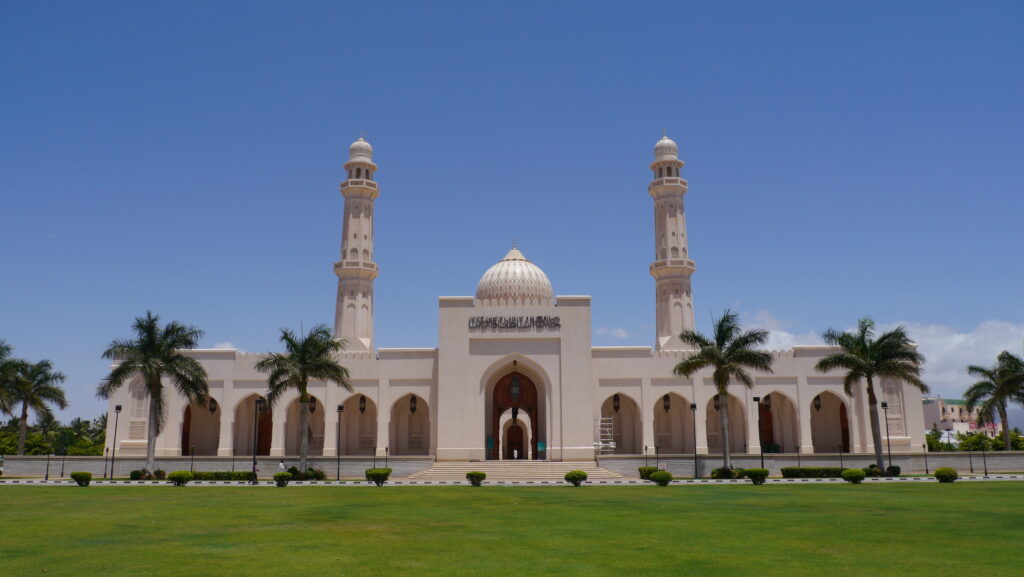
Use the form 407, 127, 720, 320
407, 460, 623, 482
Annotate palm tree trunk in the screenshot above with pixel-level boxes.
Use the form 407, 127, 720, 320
866, 379, 885, 471
146, 397, 159, 473
719, 392, 731, 470
299, 398, 310, 472
1000, 406, 1012, 451
17, 401, 29, 455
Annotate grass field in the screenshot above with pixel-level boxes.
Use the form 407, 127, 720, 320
1, 483, 1022, 576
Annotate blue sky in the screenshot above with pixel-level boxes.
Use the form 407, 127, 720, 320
2, 1, 1022, 422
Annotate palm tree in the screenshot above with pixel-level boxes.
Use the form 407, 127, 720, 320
673, 310, 774, 470
965, 351, 1024, 452
0, 340, 19, 417
815, 317, 927, 470
11, 360, 68, 454
255, 324, 352, 472
97, 311, 209, 472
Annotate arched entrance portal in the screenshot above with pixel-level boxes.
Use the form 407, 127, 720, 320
181, 396, 220, 456
233, 395, 272, 456
811, 392, 851, 453
489, 371, 540, 460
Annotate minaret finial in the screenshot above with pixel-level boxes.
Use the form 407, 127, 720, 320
359, 129, 366, 140
512, 239, 517, 249
663, 128, 667, 138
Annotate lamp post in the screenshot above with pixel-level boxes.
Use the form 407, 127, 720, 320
252, 398, 265, 485
922, 443, 929, 475
981, 437, 988, 476
838, 443, 844, 470
690, 402, 699, 479
753, 396, 764, 470
45, 453, 51, 481
190, 446, 196, 473
881, 401, 893, 472
103, 447, 108, 479
342, 403, 350, 481
644, 445, 648, 468
60, 452, 66, 478
110, 405, 122, 480
385, 446, 389, 469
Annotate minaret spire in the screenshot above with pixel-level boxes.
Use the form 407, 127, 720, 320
333, 137, 380, 351
649, 133, 696, 350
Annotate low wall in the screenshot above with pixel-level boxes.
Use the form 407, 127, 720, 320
598, 451, 1024, 478
0, 455, 435, 479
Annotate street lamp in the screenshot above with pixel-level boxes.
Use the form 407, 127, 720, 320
837, 443, 844, 469
103, 447, 108, 479
881, 401, 893, 473
690, 402, 699, 479
342, 403, 350, 481
190, 446, 196, 473
252, 398, 266, 485
922, 443, 929, 475
753, 396, 764, 469
110, 405, 122, 480
981, 436, 989, 476
45, 453, 51, 481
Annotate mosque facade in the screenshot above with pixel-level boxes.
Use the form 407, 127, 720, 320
104, 136, 926, 462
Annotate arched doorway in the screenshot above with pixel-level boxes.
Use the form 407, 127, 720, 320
706, 393, 746, 454
601, 393, 641, 454
181, 396, 220, 456
339, 394, 377, 456
755, 392, 799, 453
389, 394, 430, 456
498, 408, 533, 459
488, 371, 541, 460
285, 396, 326, 456
811, 391, 850, 453
653, 392, 694, 454
233, 395, 272, 456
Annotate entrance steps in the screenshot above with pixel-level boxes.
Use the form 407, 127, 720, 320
407, 460, 623, 482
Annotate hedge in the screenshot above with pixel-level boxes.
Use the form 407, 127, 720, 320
365, 468, 392, 487
564, 470, 588, 486
841, 468, 866, 484
638, 466, 659, 480
745, 469, 769, 485
70, 472, 91, 487
167, 471, 193, 486
649, 470, 673, 486
780, 467, 845, 478
190, 471, 254, 482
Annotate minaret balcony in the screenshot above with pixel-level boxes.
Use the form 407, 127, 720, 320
341, 179, 379, 191
649, 258, 696, 274
334, 260, 379, 278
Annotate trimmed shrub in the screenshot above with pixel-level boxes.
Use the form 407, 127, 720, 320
564, 470, 588, 486
841, 468, 866, 484
935, 467, 958, 483
365, 468, 392, 487
885, 465, 901, 477
637, 466, 659, 480
745, 468, 769, 485
287, 466, 300, 477
649, 470, 673, 486
273, 472, 292, 487
780, 467, 845, 478
153, 469, 166, 480
129, 469, 144, 481
863, 464, 882, 477
711, 467, 735, 479
191, 471, 255, 482
168, 471, 193, 486
466, 471, 486, 486
70, 472, 91, 487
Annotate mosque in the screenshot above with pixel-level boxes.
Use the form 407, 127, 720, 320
104, 136, 926, 462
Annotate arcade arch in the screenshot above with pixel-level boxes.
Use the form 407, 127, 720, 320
601, 393, 642, 454
339, 394, 377, 456
233, 394, 272, 456
181, 396, 220, 456
652, 392, 694, 454
285, 396, 326, 456
810, 391, 850, 453
705, 393, 746, 454
389, 394, 430, 456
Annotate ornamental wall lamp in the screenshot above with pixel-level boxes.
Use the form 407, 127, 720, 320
359, 395, 366, 414
814, 395, 822, 412
662, 394, 671, 412
410, 395, 417, 414
612, 394, 621, 413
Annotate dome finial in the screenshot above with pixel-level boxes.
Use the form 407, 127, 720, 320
512, 239, 517, 250
663, 128, 667, 138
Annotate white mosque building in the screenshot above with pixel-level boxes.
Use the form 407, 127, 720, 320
104, 135, 926, 463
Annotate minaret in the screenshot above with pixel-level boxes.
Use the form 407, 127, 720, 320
333, 137, 379, 351
649, 133, 696, 350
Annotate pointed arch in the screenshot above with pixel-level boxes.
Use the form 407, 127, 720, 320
755, 391, 799, 453
811, 391, 850, 453
233, 394, 272, 456
389, 393, 430, 456
705, 393, 746, 454
339, 394, 377, 456
652, 392, 694, 454
601, 393, 642, 454
181, 396, 220, 456
285, 396, 326, 456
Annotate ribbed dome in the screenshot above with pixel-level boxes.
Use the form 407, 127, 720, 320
475, 246, 554, 307
654, 134, 678, 162
348, 137, 373, 163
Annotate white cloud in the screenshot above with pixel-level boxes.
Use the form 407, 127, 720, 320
750, 311, 1024, 400
212, 341, 243, 351
595, 327, 630, 339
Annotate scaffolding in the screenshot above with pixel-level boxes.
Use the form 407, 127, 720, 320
594, 417, 616, 455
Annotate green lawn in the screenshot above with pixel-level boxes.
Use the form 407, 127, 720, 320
1, 483, 1021, 577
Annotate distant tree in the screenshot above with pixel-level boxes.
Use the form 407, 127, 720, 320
97, 312, 209, 472
0, 340, 21, 417
672, 310, 774, 470
956, 432, 992, 452
926, 425, 945, 452
256, 325, 352, 472
815, 317, 927, 470
10, 360, 67, 454
965, 351, 1024, 452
